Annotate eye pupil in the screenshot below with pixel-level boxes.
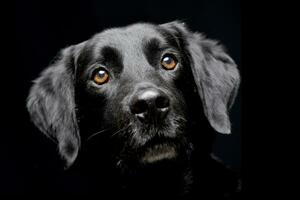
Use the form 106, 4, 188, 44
98, 70, 106, 78
163, 57, 173, 64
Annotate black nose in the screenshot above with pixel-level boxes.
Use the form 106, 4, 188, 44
130, 89, 170, 123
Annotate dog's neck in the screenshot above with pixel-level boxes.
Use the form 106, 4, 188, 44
116, 158, 192, 197
70, 142, 238, 198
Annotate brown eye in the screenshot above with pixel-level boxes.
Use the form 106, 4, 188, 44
92, 68, 109, 85
161, 54, 178, 70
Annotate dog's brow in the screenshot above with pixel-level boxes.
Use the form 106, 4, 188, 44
145, 38, 161, 51
101, 46, 121, 62
156, 27, 180, 50
143, 38, 163, 69
100, 46, 123, 74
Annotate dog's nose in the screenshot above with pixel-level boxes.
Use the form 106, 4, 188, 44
130, 89, 170, 122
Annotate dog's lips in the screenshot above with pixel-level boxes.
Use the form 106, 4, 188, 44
140, 143, 177, 164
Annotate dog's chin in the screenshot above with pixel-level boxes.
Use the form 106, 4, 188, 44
140, 143, 177, 164
122, 121, 187, 166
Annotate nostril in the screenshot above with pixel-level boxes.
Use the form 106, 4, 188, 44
155, 96, 170, 109
130, 100, 148, 114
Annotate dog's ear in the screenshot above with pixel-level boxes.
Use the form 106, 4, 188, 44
27, 46, 80, 168
161, 21, 240, 134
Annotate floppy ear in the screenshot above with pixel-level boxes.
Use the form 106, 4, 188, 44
27, 46, 80, 168
161, 21, 240, 134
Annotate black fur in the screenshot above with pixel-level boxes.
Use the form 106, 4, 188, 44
27, 21, 240, 198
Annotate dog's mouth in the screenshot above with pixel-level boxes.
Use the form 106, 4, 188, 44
140, 143, 177, 164
120, 116, 187, 165
135, 135, 184, 164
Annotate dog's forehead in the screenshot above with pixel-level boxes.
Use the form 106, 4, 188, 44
91, 24, 166, 55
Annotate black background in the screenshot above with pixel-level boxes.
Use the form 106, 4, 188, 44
3, 0, 241, 194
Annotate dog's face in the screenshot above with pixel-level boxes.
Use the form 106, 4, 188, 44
76, 24, 193, 167
27, 21, 240, 169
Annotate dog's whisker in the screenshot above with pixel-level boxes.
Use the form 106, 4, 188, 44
87, 128, 113, 141
110, 125, 131, 138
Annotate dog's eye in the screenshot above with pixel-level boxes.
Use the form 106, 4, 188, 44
161, 54, 178, 70
92, 68, 109, 85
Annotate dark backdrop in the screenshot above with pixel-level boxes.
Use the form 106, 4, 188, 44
3, 0, 241, 194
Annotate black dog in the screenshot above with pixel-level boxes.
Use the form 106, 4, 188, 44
27, 21, 240, 198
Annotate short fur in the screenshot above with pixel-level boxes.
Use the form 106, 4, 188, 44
27, 21, 240, 198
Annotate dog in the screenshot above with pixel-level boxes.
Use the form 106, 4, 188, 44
27, 21, 240, 198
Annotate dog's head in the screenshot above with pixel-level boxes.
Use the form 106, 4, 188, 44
27, 21, 240, 169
